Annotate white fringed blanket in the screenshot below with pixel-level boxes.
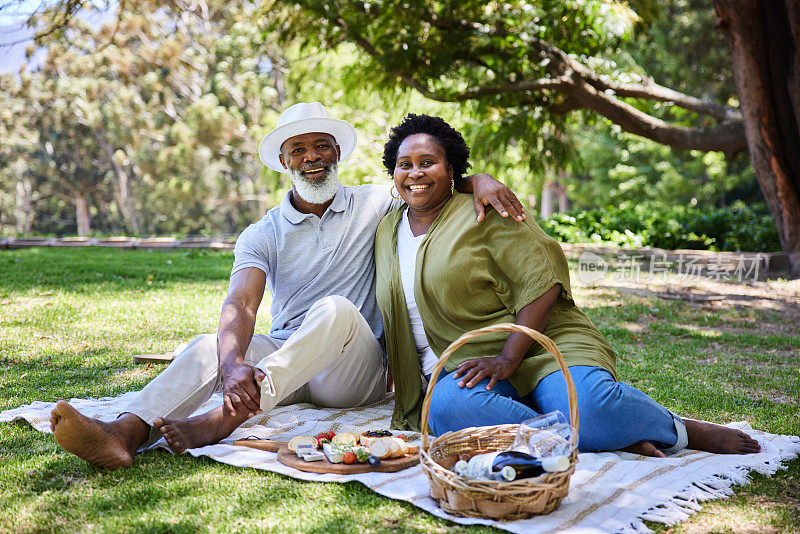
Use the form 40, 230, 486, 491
2, 393, 798, 534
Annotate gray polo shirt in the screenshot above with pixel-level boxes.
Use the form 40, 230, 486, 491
231, 183, 400, 341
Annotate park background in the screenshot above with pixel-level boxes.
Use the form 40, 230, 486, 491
1, 0, 796, 263
0, 1, 798, 533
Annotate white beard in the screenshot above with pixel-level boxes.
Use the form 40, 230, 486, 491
290, 162, 340, 205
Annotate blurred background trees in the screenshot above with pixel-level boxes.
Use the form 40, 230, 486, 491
0, 0, 791, 259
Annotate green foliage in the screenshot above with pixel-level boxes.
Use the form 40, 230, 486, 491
267, 0, 640, 174
566, 120, 759, 210
625, 0, 736, 105
540, 204, 781, 252
0, 0, 781, 253
559, 0, 759, 215
1, 1, 286, 237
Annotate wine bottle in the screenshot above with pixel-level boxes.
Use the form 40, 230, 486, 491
455, 451, 569, 481
492, 450, 570, 479
454, 458, 516, 481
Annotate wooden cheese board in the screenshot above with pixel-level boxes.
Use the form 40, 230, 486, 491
276, 446, 420, 474
232, 437, 420, 474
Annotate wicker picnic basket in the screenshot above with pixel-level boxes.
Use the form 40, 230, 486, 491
419, 323, 579, 521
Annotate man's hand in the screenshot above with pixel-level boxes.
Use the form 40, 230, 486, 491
467, 173, 526, 223
452, 353, 521, 391
221, 362, 266, 417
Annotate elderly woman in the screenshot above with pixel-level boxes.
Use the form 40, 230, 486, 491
375, 113, 760, 456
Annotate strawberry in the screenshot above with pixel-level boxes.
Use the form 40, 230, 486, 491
325, 431, 336, 440
397, 434, 408, 441
343, 451, 357, 464
315, 432, 329, 442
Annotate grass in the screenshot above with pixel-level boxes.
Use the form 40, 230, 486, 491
1, 247, 798, 533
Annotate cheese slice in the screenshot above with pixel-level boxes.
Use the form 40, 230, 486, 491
322, 442, 345, 463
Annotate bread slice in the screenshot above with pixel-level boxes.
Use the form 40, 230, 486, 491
389, 437, 409, 458
359, 435, 377, 448
332, 432, 358, 447
368, 439, 391, 459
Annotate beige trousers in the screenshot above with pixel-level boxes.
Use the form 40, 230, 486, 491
125, 296, 387, 444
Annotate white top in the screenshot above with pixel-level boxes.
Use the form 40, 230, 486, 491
397, 209, 440, 376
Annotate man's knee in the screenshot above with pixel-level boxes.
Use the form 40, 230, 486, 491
309, 295, 359, 325
176, 333, 219, 371
315, 295, 358, 313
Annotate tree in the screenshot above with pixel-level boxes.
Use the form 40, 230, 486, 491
562, 0, 760, 213
714, 0, 800, 274
0, 0, 288, 236
0, 74, 37, 235
267, 0, 798, 274
269, 0, 745, 152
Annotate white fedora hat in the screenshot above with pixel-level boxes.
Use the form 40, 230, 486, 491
258, 102, 358, 174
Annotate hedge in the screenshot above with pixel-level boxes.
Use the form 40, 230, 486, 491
538, 205, 781, 253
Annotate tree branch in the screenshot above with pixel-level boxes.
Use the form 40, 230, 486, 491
424, 12, 741, 121
333, 17, 561, 104
436, 78, 568, 102
334, 14, 747, 153
564, 72, 748, 152
587, 77, 739, 121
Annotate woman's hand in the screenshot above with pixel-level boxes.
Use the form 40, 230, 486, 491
452, 354, 521, 391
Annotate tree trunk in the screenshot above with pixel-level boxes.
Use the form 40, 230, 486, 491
15, 177, 33, 235
97, 134, 140, 234
715, 0, 800, 276
75, 194, 91, 236
558, 186, 569, 213
556, 170, 570, 212
540, 182, 554, 219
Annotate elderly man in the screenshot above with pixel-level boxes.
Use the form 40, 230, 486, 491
49, 102, 526, 468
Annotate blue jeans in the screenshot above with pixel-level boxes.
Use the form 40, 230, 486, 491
426, 366, 687, 453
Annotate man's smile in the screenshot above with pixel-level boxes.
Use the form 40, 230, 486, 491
300, 164, 329, 180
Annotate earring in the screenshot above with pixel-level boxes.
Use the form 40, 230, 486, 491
390, 185, 401, 199
450, 179, 455, 195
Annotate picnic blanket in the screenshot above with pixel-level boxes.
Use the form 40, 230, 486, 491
3, 393, 799, 534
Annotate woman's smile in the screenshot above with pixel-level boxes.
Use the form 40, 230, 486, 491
393, 133, 454, 222
407, 183, 432, 194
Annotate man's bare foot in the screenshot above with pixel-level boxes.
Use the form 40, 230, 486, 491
49, 401, 148, 469
622, 441, 666, 458
154, 406, 245, 454
684, 419, 761, 454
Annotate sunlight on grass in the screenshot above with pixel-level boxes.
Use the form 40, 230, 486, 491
672, 323, 724, 337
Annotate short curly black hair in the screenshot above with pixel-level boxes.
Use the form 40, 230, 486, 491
382, 114, 471, 181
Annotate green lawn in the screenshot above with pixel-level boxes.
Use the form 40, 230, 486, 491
1, 248, 798, 533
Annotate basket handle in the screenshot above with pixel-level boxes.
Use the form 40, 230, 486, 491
420, 323, 579, 450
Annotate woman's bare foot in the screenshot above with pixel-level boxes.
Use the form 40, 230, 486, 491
621, 441, 666, 458
49, 401, 149, 469
154, 407, 246, 454
684, 419, 761, 454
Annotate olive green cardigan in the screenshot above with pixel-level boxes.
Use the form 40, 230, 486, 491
374, 194, 618, 431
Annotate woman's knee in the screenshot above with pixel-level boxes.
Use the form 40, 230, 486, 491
427, 374, 461, 433
535, 366, 623, 451
427, 374, 532, 436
